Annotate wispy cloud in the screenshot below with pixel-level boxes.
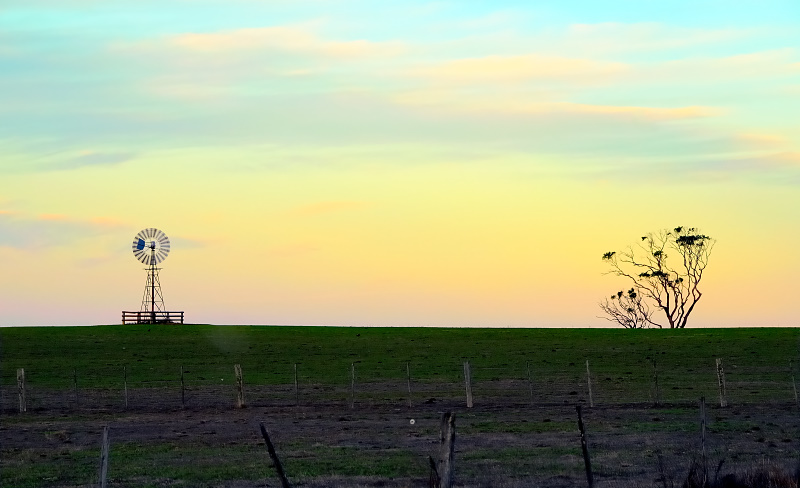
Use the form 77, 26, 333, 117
1, 150, 138, 173
587, 151, 800, 184
410, 55, 628, 84
53, 150, 137, 170
170, 25, 407, 59
0, 212, 126, 250
393, 90, 718, 120
289, 201, 369, 218
562, 22, 755, 56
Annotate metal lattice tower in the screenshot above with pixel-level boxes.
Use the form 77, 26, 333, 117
132, 228, 170, 323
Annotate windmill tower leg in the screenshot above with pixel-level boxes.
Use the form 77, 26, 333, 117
150, 247, 156, 323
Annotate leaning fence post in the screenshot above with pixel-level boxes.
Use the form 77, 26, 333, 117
715, 358, 727, 408
576, 405, 593, 488
99, 426, 110, 488
439, 411, 456, 488
123, 366, 129, 409
259, 422, 292, 488
463, 361, 473, 408
234, 364, 245, 408
406, 361, 412, 408
17, 368, 26, 413
585, 360, 594, 408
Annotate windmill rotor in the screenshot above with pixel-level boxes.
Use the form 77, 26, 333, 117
132, 227, 170, 265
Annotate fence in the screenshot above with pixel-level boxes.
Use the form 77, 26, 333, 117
2, 355, 797, 414
121, 311, 184, 324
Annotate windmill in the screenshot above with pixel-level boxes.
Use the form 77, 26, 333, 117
122, 228, 184, 324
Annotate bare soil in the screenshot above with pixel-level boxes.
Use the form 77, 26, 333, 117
3, 396, 800, 487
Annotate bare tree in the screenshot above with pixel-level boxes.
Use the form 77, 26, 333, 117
599, 287, 654, 329
600, 226, 714, 329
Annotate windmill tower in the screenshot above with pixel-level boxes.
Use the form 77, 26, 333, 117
123, 228, 184, 324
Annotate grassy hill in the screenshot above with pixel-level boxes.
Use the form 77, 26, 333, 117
2, 325, 799, 403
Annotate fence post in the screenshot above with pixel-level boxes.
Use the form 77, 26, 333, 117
463, 361, 473, 408
73, 368, 79, 408
439, 411, 456, 488
234, 364, 245, 408
350, 363, 356, 410
585, 360, 594, 408
180, 366, 186, 409
406, 361, 412, 408
790, 361, 798, 408
123, 366, 128, 410
652, 359, 661, 406
700, 396, 708, 485
294, 363, 299, 407
259, 422, 292, 488
99, 426, 110, 488
576, 405, 593, 488
17, 368, 26, 413
526, 360, 534, 405
715, 358, 727, 408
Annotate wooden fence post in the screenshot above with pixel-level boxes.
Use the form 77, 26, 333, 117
700, 396, 708, 485
123, 366, 128, 410
234, 364, 245, 408
439, 411, 456, 488
17, 368, 26, 413
406, 361, 412, 408
99, 426, 110, 488
715, 358, 727, 408
576, 405, 593, 488
463, 361, 473, 408
73, 368, 79, 408
526, 360, 534, 405
259, 422, 292, 488
585, 360, 594, 408
350, 363, 356, 410
294, 363, 299, 406
180, 366, 186, 409
428, 455, 440, 488
790, 361, 797, 408
652, 359, 661, 406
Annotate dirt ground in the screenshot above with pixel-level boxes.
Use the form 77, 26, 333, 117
3, 395, 800, 487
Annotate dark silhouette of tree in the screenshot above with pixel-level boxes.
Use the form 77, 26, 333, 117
599, 287, 653, 329
600, 226, 714, 329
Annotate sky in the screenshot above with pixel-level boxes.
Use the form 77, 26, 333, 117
1, 1, 799, 327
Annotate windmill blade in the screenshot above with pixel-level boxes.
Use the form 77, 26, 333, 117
131, 228, 171, 265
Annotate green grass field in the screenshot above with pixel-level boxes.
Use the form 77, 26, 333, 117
3, 325, 800, 488
2, 325, 799, 382
2, 325, 799, 404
